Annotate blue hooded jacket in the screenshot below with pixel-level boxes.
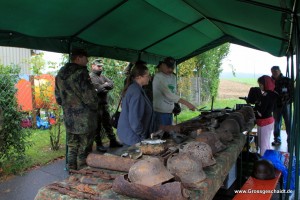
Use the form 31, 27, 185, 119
117, 81, 156, 145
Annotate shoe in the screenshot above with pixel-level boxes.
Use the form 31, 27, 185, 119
109, 139, 123, 148
96, 145, 107, 152
271, 141, 281, 146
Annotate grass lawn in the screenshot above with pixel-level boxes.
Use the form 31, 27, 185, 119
24, 128, 66, 169
1, 127, 66, 177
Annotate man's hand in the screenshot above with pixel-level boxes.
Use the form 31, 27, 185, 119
178, 98, 197, 111
187, 103, 196, 111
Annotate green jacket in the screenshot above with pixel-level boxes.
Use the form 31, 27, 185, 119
55, 63, 98, 134
89, 71, 113, 105
0, 107, 3, 131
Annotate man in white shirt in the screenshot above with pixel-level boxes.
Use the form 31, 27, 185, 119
152, 57, 196, 126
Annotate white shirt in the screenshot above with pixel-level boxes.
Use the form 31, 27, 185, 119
152, 72, 180, 113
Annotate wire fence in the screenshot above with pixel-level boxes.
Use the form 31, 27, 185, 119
178, 76, 211, 107
0, 73, 58, 131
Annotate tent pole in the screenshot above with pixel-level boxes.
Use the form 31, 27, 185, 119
64, 41, 73, 171
293, 15, 300, 200
175, 60, 178, 124
285, 14, 300, 200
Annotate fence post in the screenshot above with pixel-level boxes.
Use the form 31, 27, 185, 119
30, 75, 37, 128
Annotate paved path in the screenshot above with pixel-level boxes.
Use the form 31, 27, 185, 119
0, 159, 68, 200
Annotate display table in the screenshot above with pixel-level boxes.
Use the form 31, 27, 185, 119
35, 134, 246, 200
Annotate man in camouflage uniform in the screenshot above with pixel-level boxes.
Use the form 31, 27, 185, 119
90, 59, 122, 152
55, 49, 98, 170
271, 66, 293, 146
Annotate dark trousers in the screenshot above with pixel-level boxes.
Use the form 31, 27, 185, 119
154, 111, 173, 126
273, 104, 291, 142
95, 104, 115, 146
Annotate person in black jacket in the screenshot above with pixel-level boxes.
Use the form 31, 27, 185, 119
270, 66, 293, 146
255, 75, 278, 156
89, 59, 122, 152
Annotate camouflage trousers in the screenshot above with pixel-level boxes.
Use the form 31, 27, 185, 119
95, 104, 115, 146
67, 132, 94, 170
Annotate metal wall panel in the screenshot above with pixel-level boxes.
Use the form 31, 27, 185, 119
0, 46, 31, 74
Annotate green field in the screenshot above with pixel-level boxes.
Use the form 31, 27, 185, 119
225, 77, 257, 86
177, 98, 247, 123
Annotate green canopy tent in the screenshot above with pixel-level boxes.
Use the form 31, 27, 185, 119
0, 0, 296, 63
1, 1, 300, 199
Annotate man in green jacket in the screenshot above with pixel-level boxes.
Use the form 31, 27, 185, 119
55, 49, 98, 170
0, 107, 3, 131
90, 59, 122, 152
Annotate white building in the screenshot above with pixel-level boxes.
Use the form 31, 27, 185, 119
0, 46, 32, 74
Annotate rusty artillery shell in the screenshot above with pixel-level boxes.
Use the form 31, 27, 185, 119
86, 153, 137, 172
112, 175, 188, 200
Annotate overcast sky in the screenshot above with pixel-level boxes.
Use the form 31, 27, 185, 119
221, 44, 287, 77
43, 51, 62, 64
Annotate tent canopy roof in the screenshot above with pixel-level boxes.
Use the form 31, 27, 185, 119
0, 0, 297, 64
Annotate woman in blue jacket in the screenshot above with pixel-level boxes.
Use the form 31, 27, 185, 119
117, 62, 156, 146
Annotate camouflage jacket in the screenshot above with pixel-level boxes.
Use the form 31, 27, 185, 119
89, 72, 113, 105
0, 107, 3, 131
55, 63, 98, 134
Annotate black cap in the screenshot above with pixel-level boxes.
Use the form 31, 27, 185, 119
271, 66, 280, 71
71, 49, 88, 57
162, 57, 176, 68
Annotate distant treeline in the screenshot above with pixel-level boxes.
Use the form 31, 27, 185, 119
220, 71, 265, 79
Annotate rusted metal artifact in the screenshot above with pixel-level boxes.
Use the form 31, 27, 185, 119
167, 153, 206, 189
241, 106, 255, 119
252, 159, 276, 180
195, 131, 226, 154
156, 146, 179, 165
215, 119, 239, 143
140, 143, 166, 155
69, 168, 117, 180
46, 182, 103, 200
112, 175, 188, 200
179, 141, 216, 167
86, 153, 137, 172
227, 112, 246, 132
128, 157, 174, 187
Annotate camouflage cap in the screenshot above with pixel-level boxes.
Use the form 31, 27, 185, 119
92, 59, 103, 66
